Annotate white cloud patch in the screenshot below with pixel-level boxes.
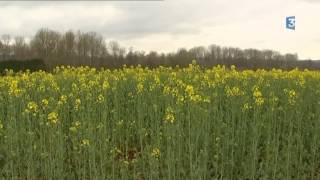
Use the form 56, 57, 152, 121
300, 0, 320, 3
0, 0, 319, 59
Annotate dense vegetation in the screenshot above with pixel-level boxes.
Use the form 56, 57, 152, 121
1, 28, 319, 70
0, 59, 47, 74
0, 63, 320, 179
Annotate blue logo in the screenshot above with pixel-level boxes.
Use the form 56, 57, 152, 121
286, 16, 295, 30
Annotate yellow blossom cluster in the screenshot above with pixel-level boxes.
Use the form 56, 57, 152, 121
252, 87, 264, 106
164, 107, 175, 124
151, 148, 160, 159
47, 112, 59, 124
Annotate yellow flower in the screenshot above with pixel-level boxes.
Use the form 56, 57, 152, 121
74, 98, 81, 110
253, 89, 262, 98
164, 107, 175, 123
284, 89, 298, 105
255, 98, 264, 106
102, 81, 110, 90
226, 86, 244, 97
47, 112, 59, 124
137, 83, 144, 94
151, 148, 160, 158
242, 103, 252, 112
231, 65, 236, 71
96, 94, 105, 103
26, 101, 38, 113
58, 95, 67, 105
69, 127, 77, 132
178, 95, 185, 103
253, 87, 264, 106
185, 85, 195, 96
0, 119, 3, 130
185, 85, 202, 103
81, 139, 90, 147
0, 119, 3, 136
190, 94, 202, 103
61, 95, 67, 102
41, 99, 49, 107
269, 93, 279, 110
110, 147, 122, 155
154, 75, 160, 85
69, 121, 81, 132
8, 80, 22, 97
163, 86, 171, 95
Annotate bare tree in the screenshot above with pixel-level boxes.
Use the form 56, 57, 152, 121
1, 34, 11, 60
13, 36, 28, 59
0, 40, 3, 61
31, 28, 61, 58
108, 41, 127, 67
87, 32, 106, 66
0, 28, 309, 70
56, 30, 76, 65
76, 31, 88, 64
108, 41, 121, 59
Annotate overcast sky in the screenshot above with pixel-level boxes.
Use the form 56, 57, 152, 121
0, 0, 319, 59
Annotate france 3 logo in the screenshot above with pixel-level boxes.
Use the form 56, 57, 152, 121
286, 16, 295, 30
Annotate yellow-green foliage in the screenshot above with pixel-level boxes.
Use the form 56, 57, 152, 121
0, 63, 320, 179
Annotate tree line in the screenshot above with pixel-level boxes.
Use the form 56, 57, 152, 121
0, 28, 319, 70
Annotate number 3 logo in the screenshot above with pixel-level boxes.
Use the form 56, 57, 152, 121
286, 16, 295, 30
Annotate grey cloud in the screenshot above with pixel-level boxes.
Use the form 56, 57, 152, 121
0, 0, 230, 39
92, 0, 274, 39
74, 1, 222, 39
300, 0, 320, 2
